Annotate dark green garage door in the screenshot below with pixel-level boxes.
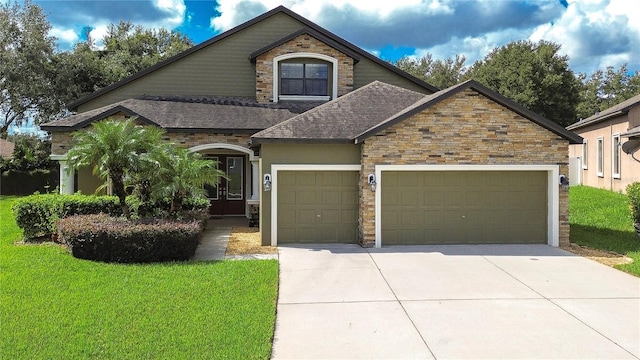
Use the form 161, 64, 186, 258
382, 171, 547, 245
278, 171, 359, 243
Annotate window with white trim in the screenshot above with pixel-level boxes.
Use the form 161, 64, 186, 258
582, 139, 588, 169
612, 134, 621, 179
597, 137, 604, 177
272, 53, 338, 102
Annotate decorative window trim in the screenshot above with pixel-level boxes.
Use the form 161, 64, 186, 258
582, 139, 588, 169
612, 133, 621, 179
597, 136, 604, 178
272, 53, 338, 103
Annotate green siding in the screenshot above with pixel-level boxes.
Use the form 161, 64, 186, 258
277, 171, 358, 243
259, 143, 361, 245
353, 57, 433, 94
79, 13, 307, 111
382, 171, 548, 244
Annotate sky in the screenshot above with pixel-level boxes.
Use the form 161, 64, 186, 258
9, 0, 640, 76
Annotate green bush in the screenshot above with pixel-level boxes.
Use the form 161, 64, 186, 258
127, 194, 210, 220
57, 214, 203, 263
627, 182, 640, 225
12, 194, 121, 239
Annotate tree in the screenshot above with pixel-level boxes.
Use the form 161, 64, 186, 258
0, 134, 51, 172
0, 1, 60, 136
396, 54, 467, 89
576, 64, 640, 120
152, 146, 225, 214
65, 118, 164, 218
98, 21, 193, 86
464, 40, 581, 126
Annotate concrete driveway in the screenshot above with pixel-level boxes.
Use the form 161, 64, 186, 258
271, 244, 640, 359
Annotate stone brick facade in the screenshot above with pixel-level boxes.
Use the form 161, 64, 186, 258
358, 89, 570, 247
255, 33, 354, 103
162, 132, 251, 150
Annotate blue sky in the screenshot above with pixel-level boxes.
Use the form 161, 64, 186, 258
11, 0, 640, 75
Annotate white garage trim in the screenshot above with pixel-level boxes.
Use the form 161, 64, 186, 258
270, 164, 361, 246
374, 165, 560, 248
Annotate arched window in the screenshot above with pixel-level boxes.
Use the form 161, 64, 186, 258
273, 53, 338, 102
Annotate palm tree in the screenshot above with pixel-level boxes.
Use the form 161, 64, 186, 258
153, 146, 227, 215
65, 117, 164, 218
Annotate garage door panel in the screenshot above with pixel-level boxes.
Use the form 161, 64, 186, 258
278, 171, 358, 244
382, 171, 547, 245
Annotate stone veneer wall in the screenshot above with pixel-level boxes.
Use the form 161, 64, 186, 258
359, 89, 570, 247
255, 34, 354, 103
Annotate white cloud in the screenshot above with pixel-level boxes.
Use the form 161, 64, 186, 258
49, 27, 79, 48
154, 0, 187, 27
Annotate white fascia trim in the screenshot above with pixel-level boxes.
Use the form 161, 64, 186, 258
373, 164, 560, 248
272, 53, 338, 103
50, 154, 67, 161
270, 164, 361, 246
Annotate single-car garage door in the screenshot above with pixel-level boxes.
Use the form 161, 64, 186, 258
382, 171, 547, 244
278, 171, 359, 243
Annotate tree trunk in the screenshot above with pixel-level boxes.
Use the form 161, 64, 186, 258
111, 177, 130, 219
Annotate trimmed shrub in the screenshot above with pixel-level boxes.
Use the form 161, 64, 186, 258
12, 194, 121, 239
627, 182, 640, 226
0, 169, 59, 195
57, 214, 203, 263
127, 194, 210, 220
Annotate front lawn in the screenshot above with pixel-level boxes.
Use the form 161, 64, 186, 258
0, 196, 278, 359
569, 186, 640, 276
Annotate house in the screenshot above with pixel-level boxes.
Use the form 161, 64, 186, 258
567, 93, 640, 193
41, 6, 581, 248
0, 138, 15, 160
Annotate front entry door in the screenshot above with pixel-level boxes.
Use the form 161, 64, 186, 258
204, 155, 246, 216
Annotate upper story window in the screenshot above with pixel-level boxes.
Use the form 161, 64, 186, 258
281, 63, 329, 96
273, 53, 338, 102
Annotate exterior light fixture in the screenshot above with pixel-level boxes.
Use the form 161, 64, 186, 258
559, 174, 569, 192
263, 173, 272, 192
367, 173, 376, 192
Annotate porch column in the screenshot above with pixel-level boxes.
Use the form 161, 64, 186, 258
251, 159, 259, 200
51, 155, 74, 194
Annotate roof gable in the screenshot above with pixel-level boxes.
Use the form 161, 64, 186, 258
249, 27, 360, 63
354, 80, 583, 144
67, 6, 437, 111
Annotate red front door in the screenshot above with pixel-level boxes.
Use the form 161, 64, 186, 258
204, 155, 246, 216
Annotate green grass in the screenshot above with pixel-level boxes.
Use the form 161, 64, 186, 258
0, 196, 278, 359
569, 186, 640, 276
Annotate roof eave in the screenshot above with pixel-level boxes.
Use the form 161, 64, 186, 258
566, 110, 627, 130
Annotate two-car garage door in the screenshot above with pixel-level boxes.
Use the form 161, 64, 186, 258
275, 169, 549, 245
381, 171, 548, 244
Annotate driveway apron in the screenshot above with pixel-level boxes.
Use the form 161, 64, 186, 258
271, 244, 640, 359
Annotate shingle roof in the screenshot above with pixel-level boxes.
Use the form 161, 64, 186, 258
567, 92, 640, 130
41, 98, 299, 132
252, 80, 583, 145
251, 81, 426, 143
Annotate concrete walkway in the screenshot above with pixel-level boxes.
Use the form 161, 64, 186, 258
272, 244, 640, 359
192, 218, 277, 261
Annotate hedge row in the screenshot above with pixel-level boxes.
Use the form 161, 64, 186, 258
12, 194, 211, 240
57, 214, 202, 263
12, 194, 121, 239
0, 169, 59, 195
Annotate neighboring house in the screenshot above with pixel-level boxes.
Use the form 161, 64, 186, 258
567, 93, 640, 193
41, 6, 581, 248
0, 138, 15, 160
